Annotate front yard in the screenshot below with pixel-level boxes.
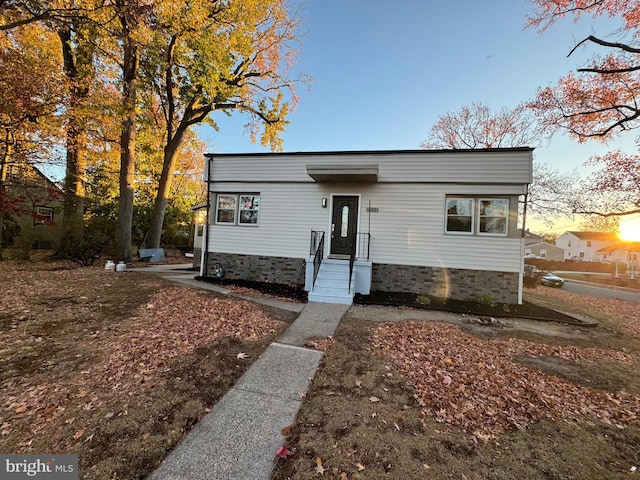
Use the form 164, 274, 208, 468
274, 287, 640, 479
2, 260, 640, 480
0, 260, 296, 479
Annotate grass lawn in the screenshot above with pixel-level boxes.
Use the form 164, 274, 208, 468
273, 286, 640, 480
0, 260, 297, 479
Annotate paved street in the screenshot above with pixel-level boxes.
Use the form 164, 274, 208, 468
562, 280, 640, 304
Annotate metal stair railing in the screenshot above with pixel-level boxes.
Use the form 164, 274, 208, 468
310, 230, 325, 288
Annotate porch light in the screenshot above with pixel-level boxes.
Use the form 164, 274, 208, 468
322, 197, 327, 208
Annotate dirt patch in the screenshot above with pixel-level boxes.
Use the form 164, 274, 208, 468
0, 260, 297, 479
273, 288, 640, 480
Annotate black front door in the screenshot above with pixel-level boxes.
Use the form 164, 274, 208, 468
331, 196, 358, 256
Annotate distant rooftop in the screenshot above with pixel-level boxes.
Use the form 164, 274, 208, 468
566, 231, 618, 241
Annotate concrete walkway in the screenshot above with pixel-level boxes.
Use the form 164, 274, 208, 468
132, 264, 348, 480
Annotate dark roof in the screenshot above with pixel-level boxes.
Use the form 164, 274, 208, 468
526, 242, 563, 249
567, 231, 618, 241
205, 147, 534, 158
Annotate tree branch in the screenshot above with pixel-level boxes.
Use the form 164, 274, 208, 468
569, 35, 640, 57
572, 208, 640, 217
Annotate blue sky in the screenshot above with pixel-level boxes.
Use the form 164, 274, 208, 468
202, 0, 640, 235
205, 0, 636, 177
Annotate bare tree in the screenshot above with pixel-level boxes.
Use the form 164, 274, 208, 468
421, 101, 576, 225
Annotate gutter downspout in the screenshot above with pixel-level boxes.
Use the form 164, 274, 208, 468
200, 155, 211, 276
519, 189, 529, 305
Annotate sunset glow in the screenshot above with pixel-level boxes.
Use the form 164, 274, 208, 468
619, 218, 640, 242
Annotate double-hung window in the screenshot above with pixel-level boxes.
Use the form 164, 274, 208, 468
239, 195, 260, 225
216, 195, 237, 224
215, 193, 260, 226
478, 198, 508, 235
445, 198, 474, 234
445, 196, 509, 236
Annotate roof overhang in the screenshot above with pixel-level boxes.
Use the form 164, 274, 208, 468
306, 163, 379, 182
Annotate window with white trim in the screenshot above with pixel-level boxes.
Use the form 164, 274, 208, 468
215, 193, 260, 226
35, 206, 54, 224
216, 195, 237, 224
478, 198, 508, 235
445, 196, 509, 236
239, 195, 260, 225
445, 198, 474, 234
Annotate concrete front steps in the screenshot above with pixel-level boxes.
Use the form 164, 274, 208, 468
308, 259, 354, 304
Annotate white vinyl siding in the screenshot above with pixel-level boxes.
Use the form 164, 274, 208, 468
206, 149, 532, 186
207, 182, 523, 273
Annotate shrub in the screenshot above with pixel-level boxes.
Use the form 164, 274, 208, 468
416, 295, 431, 306
473, 294, 496, 307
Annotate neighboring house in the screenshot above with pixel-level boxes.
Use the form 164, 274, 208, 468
524, 242, 564, 261
556, 231, 619, 262
0, 162, 63, 249
521, 230, 543, 247
198, 148, 533, 305
595, 241, 640, 266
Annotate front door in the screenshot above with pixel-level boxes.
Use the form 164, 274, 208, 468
331, 196, 359, 256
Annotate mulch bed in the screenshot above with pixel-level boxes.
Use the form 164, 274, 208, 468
194, 275, 590, 325
354, 290, 592, 325
195, 276, 309, 303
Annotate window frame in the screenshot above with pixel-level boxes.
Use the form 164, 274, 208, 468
215, 194, 238, 225
444, 196, 509, 237
215, 193, 260, 226
445, 197, 475, 235
35, 206, 54, 225
477, 198, 509, 237
238, 194, 260, 226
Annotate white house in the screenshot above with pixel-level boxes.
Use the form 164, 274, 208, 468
196, 148, 533, 304
556, 231, 619, 262
595, 241, 640, 266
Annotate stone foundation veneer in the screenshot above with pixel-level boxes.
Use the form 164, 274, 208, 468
206, 253, 519, 304
371, 263, 520, 304
205, 252, 306, 285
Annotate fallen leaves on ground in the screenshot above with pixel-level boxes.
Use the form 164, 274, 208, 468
525, 286, 640, 337
0, 263, 286, 455
275, 445, 294, 461
374, 321, 640, 438
304, 337, 334, 352
89, 287, 280, 388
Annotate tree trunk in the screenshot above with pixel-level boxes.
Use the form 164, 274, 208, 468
147, 129, 188, 249
115, 15, 138, 263
58, 115, 87, 255
56, 26, 91, 257
0, 132, 12, 260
